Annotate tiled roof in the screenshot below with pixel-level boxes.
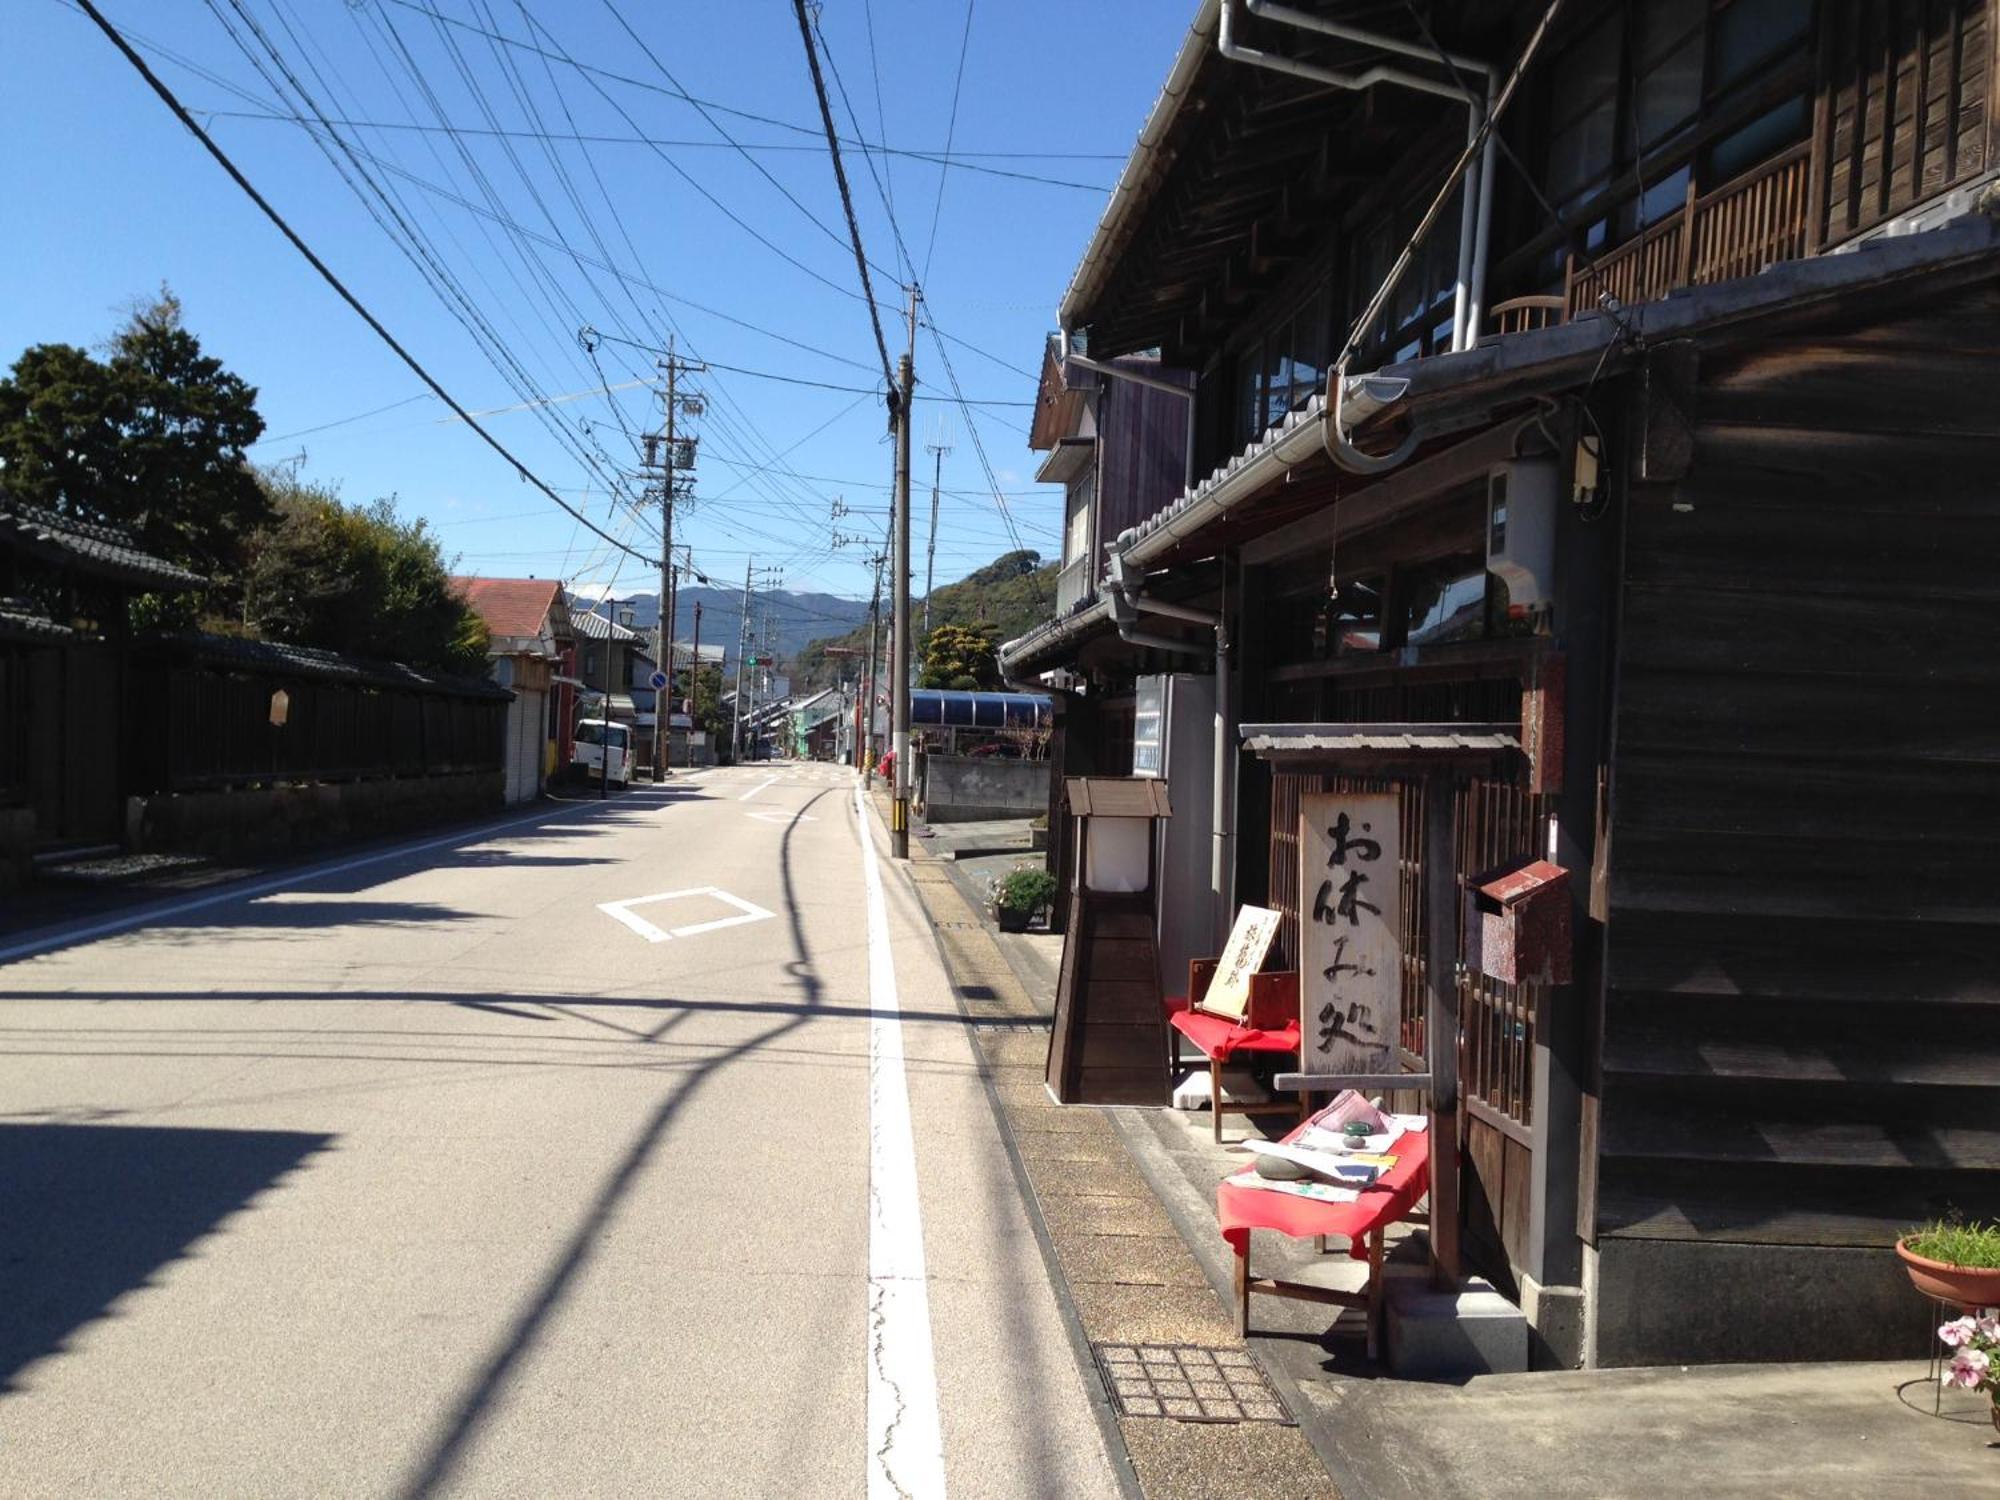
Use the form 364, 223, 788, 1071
0, 503, 205, 589
570, 607, 643, 642
152, 632, 512, 701
0, 595, 75, 645
449, 576, 563, 640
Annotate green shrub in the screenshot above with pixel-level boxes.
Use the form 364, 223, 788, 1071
995, 865, 1057, 914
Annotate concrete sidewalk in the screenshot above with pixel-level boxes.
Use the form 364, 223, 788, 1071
893, 795, 2000, 1497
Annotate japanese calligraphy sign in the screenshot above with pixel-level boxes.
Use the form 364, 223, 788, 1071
1299, 791, 1401, 1078
1196, 905, 1282, 1023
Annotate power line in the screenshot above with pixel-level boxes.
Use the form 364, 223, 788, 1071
790, 0, 897, 412
921, 0, 977, 283
71, 0, 659, 569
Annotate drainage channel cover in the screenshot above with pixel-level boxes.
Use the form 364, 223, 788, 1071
1091, 1342, 1292, 1424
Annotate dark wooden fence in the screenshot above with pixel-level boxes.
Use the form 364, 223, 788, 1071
128, 635, 509, 795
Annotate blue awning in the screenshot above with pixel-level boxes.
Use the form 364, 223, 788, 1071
910, 690, 1051, 729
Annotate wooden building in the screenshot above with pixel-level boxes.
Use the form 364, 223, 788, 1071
1003, 0, 2000, 1367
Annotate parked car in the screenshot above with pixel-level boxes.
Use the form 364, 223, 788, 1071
572, 719, 631, 788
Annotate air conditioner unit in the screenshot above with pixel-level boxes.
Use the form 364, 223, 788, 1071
1486, 458, 1558, 615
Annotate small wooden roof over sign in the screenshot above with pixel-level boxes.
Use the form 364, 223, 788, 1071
1240, 722, 1521, 774
1066, 776, 1173, 818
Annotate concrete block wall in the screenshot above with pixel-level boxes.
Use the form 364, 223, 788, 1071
919, 754, 1049, 823
126, 772, 506, 860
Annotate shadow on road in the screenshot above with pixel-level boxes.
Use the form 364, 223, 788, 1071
0, 1121, 333, 1391
392, 786, 841, 1499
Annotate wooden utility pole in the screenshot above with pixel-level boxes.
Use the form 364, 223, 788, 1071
644, 338, 703, 780
730, 558, 751, 763
686, 599, 703, 768
891, 285, 918, 858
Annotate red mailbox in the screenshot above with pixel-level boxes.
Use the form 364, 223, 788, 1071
1465, 859, 1572, 985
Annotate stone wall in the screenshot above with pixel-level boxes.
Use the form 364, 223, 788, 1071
127, 772, 506, 860
919, 754, 1049, 823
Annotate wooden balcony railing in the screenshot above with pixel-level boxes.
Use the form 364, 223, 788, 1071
1560, 143, 1814, 323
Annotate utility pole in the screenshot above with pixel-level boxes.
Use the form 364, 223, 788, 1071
642, 337, 704, 781
923, 421, 951, 642
891, 284, 918, 858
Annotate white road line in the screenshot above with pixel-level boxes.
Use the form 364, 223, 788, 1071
0, 800, 586, 968
854, 783, 947, 1500
738, 774, 781, 802
595, 887, 775, 944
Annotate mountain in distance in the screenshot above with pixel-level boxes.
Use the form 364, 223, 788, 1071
570, 585, 870, 666
793, 549, 1057, 690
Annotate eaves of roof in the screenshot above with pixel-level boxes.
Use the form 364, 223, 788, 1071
1116, 213, 2000, 573
1058, 0, 1221, 333
0, 596, 76, 645
0, 504, 205, 590
997, 596, 1114, 679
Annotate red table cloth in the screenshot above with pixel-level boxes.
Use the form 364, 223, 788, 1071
1218, 1119, 1430, 1262
1168, 1005, 1303, 1063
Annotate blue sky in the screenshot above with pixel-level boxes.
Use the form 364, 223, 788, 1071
3, 1, 1189, 604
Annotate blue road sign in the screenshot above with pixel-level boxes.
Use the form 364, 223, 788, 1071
649, 670, 669, 690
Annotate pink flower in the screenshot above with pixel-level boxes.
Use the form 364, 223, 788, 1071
1978, 1313, 2000, 1341
1944, 1348, 1991, 1390
1939, 1316, 1978, 1348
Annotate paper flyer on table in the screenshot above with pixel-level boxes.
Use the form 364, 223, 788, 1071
1235, 1139, 1384, 1185
1225, 1170, 1360, 1204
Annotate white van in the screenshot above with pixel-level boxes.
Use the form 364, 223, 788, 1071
571, 719, 631, 788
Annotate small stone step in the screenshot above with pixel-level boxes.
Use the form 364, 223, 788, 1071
1384, 1268, 1529, 1378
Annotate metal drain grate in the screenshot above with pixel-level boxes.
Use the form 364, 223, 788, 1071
1091, 1342, 1292, 1424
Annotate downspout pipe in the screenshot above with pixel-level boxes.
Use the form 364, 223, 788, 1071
1222, 0, 1491, 352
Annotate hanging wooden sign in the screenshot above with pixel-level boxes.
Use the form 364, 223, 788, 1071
1298, 790, 1402, 1078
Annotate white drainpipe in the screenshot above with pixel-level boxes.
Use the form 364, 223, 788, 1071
1223, 0, 1495, 352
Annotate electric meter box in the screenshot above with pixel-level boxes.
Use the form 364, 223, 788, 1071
1486, 458, 1559, 613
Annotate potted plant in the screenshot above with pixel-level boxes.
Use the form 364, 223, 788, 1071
1932, 1311, 2000, 1432
1898, 1218, 2000, 1309
990, 865, 1057, 933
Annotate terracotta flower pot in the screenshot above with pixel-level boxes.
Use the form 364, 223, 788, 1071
1896, 1238, 2000, 1308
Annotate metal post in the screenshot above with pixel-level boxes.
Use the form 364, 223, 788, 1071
891, 286, 917, 858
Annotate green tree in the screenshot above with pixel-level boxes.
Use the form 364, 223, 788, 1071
0, 289, 270, 601
920, 621, 1001, 690
243, 472, 489, 675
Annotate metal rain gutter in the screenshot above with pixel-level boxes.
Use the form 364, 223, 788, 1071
1058, 0, 1222, 332
1223, 0, 1494, 353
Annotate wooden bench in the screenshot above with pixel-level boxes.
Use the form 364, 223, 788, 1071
1167, 960, 1307, 1143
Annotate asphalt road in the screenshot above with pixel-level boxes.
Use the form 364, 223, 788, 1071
0, 766, 1124, 1500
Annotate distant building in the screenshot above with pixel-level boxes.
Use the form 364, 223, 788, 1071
449, 576, 571, 804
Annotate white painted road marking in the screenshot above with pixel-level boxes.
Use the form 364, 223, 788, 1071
595, 886, 776, 944
745, 809, 817, 825
738, 775, 780, 802
854, 782, 946, 1500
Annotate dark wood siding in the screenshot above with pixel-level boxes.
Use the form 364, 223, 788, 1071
1820, 0, 1992, 245
1599, 283, 2000, 1250
1095, 379, 1188, 548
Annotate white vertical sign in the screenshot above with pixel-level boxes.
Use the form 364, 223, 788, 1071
1299, 790, 1402, 1078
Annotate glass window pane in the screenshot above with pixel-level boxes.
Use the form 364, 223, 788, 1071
1635, 33, 1703, 147
1635, 0, 1704, 65
1705, 94, 1809, 182
1713, 0, 1812, 92
1236, 341, 1262, 446
1400, 555, 1491, 646
1619, 163, 1692, 235
1549, 96, 1618, 204
1266, 337, 1291, 426
1292, 285, 1327, 404
1553, 13, 1625, 129
1332, 576, 1383, 655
